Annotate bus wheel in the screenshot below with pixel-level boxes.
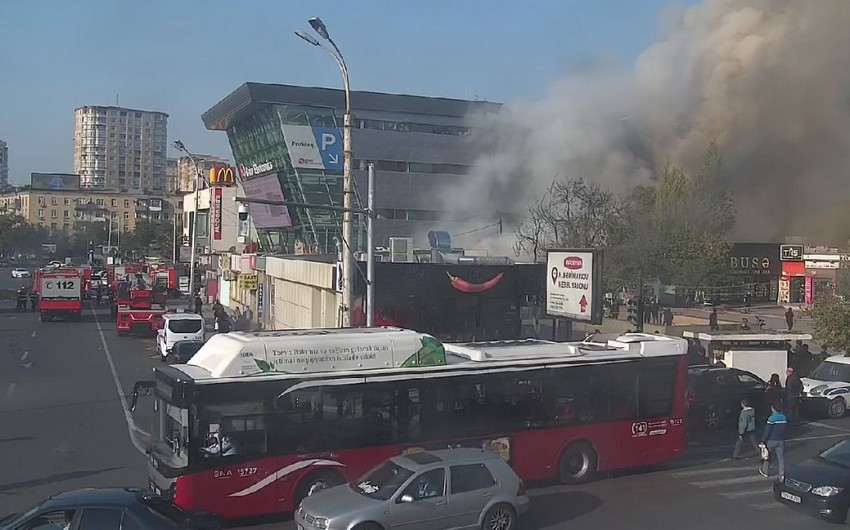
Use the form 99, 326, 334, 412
558, 442, 597, 485
295, 470, 344, 506
827, 397, 847, 419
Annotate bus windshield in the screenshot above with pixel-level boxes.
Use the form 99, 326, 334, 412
151, 397, 190, 471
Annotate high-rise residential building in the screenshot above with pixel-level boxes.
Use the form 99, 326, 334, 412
74, 105, 168, 191
0, 140, 8, 189
177, 155, 230, 192
166, 157, 179, 193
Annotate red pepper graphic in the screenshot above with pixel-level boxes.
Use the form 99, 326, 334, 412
447, 271, 505, 293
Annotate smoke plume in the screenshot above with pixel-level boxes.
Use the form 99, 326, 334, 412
442, 0, 850, 253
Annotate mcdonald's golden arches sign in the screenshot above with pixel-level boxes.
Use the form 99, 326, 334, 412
209, 166, 237, 187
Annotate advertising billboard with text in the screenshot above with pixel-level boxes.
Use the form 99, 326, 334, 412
241, 174, 292, 229
31, 173, 80, 191
281, 125, 343, 171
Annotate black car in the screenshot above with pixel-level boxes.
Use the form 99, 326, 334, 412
687, 366, 769, 429
168, 340, 205, 364
0, 488, 220, 530
774, 438, 850, 522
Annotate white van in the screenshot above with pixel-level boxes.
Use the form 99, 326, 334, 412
157, 312, 205, 361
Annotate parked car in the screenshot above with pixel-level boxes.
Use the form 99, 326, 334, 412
774, 437, 850, 523
295, 448, 529, 530
10, 268, 30, 278
687, 366, 769, 429
0, 488, 220, 530
168, 340, 205, 364
803, 355, 850, 418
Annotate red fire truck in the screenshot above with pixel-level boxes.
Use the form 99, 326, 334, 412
115, 272, 166, 336
149, 264, 179, 297
108, 265, 136, 316
35, 267, 83, 322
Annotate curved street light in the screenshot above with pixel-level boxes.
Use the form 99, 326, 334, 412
295, 17, 355, 327
172, 140, 202, 304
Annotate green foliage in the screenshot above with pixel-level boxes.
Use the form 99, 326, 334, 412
811, 267, 850, 352
515, 142, 735, 291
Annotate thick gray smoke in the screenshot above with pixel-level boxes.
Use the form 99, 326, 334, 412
442, 0, 850, 254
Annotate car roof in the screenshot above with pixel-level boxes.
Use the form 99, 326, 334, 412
393, 448, 500, 470
163, 312, 204, 321
39, 488, 144, 509
824, 354, 850, 366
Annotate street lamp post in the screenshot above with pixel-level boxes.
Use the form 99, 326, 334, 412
172, 140, 201, 303
296, 17, 354, 328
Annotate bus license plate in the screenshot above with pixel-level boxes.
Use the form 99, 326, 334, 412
781, 491, 801, 503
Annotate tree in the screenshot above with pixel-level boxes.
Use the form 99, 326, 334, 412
811, 265, 850, 352
514, 177, 624, 262
123, 219, 173, 257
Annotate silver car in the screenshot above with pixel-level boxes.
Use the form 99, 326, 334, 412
295, 448, 529, 530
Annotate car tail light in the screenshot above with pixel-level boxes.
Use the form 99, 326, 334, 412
517, 480, 526, 496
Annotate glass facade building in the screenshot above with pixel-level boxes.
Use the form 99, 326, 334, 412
203, 83, 500, 254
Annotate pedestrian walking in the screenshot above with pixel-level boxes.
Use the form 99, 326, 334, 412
759, 403, 788, 478
785, 367, 803, 426
733, 398, 759, 459
709, 308, 719, 331
663, 307, 674, 326
194, 294, 203, 315
785, 307, 794, 330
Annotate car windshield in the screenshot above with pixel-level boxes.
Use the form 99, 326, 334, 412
168, 319, 203, 334
820, 440, 850, 468
351, 461, 414, 501
810, 361, 850, 383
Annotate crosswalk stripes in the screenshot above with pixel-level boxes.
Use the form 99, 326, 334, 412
669, 462, 781, 510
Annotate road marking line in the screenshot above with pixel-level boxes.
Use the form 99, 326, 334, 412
30, 330, 36, 338
751, 501, 781, 510
671, 466, 747, 478
691, 475, 771, 488
721, 488, 775, 499
805, 421, 850, 433
20, 351, 28, 362
5, 383, 15, 397
91, 303, 147, 455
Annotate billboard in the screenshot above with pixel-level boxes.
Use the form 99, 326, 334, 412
281, 125, 343, 171
209, 166, 237, 187
241, 174, 293, 229
31, 173, 80, 191
545, 249, 604, 324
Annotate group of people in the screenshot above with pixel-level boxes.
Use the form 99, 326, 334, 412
15, 286, 37, 311
733, 366, 805, 478
192, 293, 254, 334
641, 297, 675, 326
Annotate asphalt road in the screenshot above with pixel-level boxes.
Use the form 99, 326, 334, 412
0, 302, 846, 529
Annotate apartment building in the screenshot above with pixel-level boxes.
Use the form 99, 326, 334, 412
176, 155, 230, 192
74, 105, 168, 190
166, 158, 179, 193
0, 140, 8, 189
0, 173, 176, 233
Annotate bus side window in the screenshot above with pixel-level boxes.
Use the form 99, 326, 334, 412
276, 389, 321, 454
637, 358, 678, 418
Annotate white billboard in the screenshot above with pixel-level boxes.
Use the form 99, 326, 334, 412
546, 249, 603, 324
40, 276, 81, 299
281, 125, 325, 170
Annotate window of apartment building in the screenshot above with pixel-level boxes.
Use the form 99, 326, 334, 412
63, 210, 69, 219
51, 210, 57, 219
37, 208, 44, 218
96, 198, 104, 206
51, 197, 58, 206
63, 223, 70, 231
111, 198, 117, 207
64, 198, 70, 205
124, 199, 130, 207
111, 211, 117, 219
38, 196, 46, 207
124, 212, 130, 219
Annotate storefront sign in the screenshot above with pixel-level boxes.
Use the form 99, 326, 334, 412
805, 276, 813, 305
781, 244, 804, 261
805, 260, 839, 269
729, 243, 780, 276
239, 274, 258, 291
212, 187, 223, 240
257, 283, 264, 320
208, 166, 237, 187
545, 249, 603, 324
238, 161, 275, 180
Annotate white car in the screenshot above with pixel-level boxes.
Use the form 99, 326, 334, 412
802, 354, 850, 418
11, 268, 31, 278
157, 312, 206, 361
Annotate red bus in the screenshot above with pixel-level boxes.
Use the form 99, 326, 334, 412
131, 328, 688, 520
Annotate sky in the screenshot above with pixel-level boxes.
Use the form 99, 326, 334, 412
0, 0, 695, 185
